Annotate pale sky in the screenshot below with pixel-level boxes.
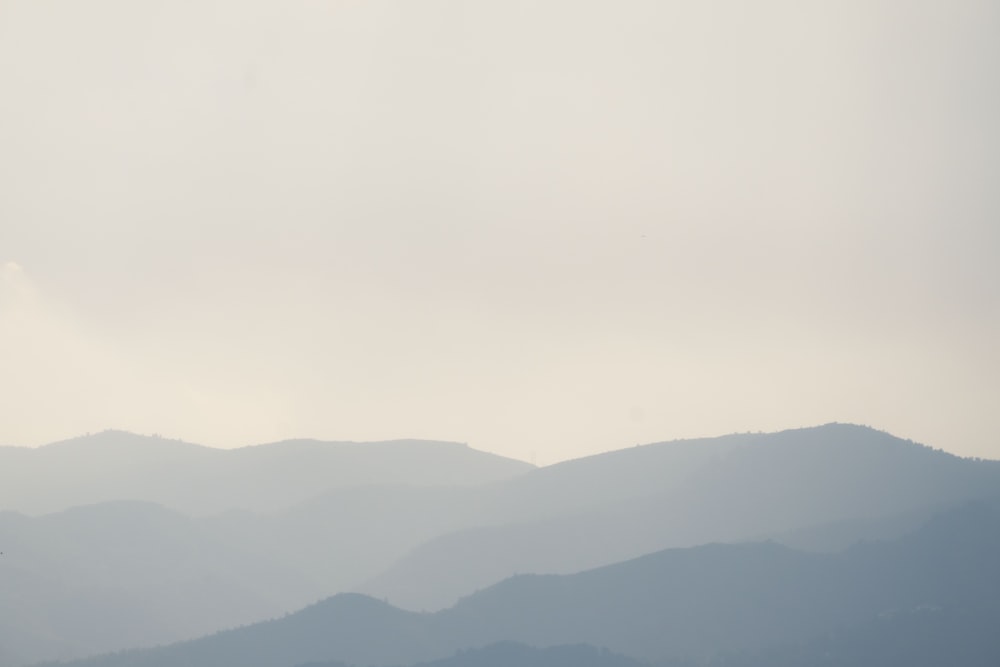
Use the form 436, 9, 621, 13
1, 0, 998, 464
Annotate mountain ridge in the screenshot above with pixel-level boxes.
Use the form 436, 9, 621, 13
0, 431, 533, 516
357, 424, 1000, 610
8, 424, 1000, 666
46, 502, 1000, 667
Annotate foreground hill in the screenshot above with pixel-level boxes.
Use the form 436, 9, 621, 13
0, 431, 533, 515
408, 643, 652, 667
293, 642, 651, 667
50, 502, 1000, 667
715, 600, 1000, 667
359, 424, 1000, 609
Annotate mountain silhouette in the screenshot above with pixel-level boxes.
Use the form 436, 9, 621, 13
48, 502, 1000, 667
358, 424, 1000, 609
7, 425, 1000, 666
293, 641, 654, 667
0, 430, 532, 516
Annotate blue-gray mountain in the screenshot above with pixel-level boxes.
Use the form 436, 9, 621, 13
294, 642, 650, 667
0, 434, 531, 665
358, 424, 1000, 610
0, 431, 532, 516
4, 425, 999, 666
43, 502, 1000, 667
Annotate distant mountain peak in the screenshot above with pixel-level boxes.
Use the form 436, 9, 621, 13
42, 429, 204, 450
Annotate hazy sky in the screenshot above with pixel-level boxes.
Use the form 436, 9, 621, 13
1, 0, 998, 464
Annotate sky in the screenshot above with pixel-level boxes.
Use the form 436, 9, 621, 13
1, 0, 998, 464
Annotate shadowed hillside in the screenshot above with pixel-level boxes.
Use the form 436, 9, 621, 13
7, 425, 1000, 666
0, 433, 532, 666
48, 503, 1000, 667
294, 642, 652, 667
359, 424, 1000, 609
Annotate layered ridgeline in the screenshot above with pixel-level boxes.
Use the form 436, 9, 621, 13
0, 431, 532, 516
4, 425, 1000, 666
45, 502, 1000, 667
358, 424, 1000, 610
0, 433, 533, 667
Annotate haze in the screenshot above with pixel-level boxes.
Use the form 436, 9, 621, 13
1, 0, 998, 463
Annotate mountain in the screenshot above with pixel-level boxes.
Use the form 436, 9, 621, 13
294, 642, 652, 667
0, 501, 317, 666
407, 642, 653, 667
714, 598, 1000, 667
9, 424, 1000, 666
0, 432, 532, 666
434, 502, 1000, 661
8, 424, 1000, 665
358, 424, 1000, 609
49, 502, 1000, 667
0, 430, 533, 515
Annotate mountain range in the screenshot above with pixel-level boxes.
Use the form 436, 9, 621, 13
2, 424, 999, 666
0, 431, 531, 516
45, 502, 1000, 667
